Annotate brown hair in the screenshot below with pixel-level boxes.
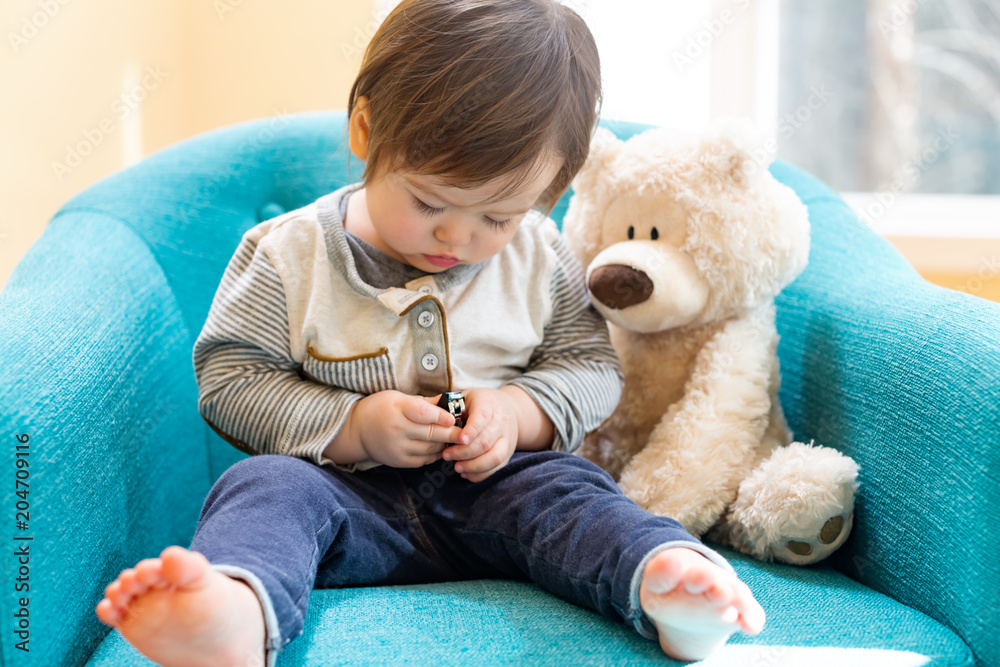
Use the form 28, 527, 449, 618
348, 0, 602, 213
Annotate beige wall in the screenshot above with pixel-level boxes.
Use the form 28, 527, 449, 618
886, 237, 1000, 303
1, 0, 376, 290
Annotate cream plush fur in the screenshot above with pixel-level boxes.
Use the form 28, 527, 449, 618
563, 119, 861, 565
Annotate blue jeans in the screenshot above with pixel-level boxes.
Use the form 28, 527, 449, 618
189, 451, 732, 667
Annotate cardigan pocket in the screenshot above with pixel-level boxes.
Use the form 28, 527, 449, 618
301, 345, 399, 395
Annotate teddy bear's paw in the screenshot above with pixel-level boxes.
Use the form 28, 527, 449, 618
776, 511, 855, 565
721, 441, 860, 565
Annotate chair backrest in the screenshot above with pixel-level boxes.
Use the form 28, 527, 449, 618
55, 111, 358, 344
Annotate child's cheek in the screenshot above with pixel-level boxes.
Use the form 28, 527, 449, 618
398, 217, 427, 248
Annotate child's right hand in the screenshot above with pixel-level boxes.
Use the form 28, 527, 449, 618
351, 391, 463, 468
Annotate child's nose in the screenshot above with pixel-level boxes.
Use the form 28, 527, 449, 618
434, 219, 472, 246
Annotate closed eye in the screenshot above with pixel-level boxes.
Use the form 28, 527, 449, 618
484, 216, 512, 231
411, 196, 443, 217
413, 193, 512, 231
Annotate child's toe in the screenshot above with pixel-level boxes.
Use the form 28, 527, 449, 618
104, 580, 127, 604
118, 569, 143, 594
682, 567, 713, 595
748, 600, 767, 632
95, 598, 122, 626
734, 581, 759, 610
644, 550, 685, 593
731, 582, 766, 634
134, 559, 164, 587
703, 580, 734, 607
742, 605, 766, 634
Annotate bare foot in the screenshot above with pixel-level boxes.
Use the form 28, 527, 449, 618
639, 548, 765, 661
95, 546, 267, 667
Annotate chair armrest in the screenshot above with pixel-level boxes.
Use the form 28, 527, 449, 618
0, 212, 212, 666
772, 162, 1000, 667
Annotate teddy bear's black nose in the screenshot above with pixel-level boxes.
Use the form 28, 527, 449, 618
588, 265, 654, 310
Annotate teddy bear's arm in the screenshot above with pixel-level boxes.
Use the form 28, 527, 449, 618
617, 304, 779, 536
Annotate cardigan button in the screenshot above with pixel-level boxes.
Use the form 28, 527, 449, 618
417, 311, 435, 328
420, 354, 439, 371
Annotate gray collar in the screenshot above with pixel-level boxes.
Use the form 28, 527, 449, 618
316, 183, 487, 303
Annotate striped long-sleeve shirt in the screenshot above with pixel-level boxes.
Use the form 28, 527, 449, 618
192, 183, 624, 473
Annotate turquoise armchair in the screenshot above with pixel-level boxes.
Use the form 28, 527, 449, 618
2, 110, 997, 666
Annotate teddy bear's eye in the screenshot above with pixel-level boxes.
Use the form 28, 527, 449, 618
627, 226, 635, 240
651, 227, 659, 241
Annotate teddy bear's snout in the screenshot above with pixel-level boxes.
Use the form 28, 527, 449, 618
588, 264, 654, 310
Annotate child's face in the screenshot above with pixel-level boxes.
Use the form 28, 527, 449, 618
361, 154, 562, 273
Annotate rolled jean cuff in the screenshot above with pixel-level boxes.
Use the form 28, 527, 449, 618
212, 564, 285, 667
626, 540, 735, 640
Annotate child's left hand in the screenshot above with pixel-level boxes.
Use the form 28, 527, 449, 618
442, 387, 519, 483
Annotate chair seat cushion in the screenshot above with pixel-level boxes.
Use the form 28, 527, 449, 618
85, 547, 973, 666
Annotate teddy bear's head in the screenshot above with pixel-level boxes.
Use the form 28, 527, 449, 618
563, 119, 810, 333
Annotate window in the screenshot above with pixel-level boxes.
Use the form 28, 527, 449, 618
777, 0, 1000, 239
779, 0, 1000, 196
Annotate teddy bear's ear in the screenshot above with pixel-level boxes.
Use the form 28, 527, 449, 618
699, 117, 767, 186
571, 127, 623, 195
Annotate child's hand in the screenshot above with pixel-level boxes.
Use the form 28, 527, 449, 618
352, 391, 463, 468
442, 388, 519, 483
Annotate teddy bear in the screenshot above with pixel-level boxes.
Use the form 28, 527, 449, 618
562, 118, 861, 565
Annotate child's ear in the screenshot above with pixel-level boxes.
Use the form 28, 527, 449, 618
349, 96, 373, 161
571, 127, 623, 195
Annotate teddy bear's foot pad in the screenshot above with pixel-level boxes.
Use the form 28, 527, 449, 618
784, 514, 851, 559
